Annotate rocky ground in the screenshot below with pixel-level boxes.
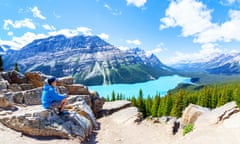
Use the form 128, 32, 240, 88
1, 100, 240, 144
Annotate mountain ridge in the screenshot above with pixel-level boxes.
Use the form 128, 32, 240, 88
3, 34, 175, 85
172, 52, 240, 75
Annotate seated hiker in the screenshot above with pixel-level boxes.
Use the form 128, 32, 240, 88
41, 76, 68, 114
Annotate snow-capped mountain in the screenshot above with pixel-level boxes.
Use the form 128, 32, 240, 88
4, 35, 174, 85
172, 53, 240, 75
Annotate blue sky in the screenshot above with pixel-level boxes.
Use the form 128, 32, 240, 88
1, 0, 240, 64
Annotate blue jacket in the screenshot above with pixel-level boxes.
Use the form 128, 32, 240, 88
41, 84, 66, 109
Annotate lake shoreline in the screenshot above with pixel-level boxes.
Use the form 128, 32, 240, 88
89, 75, 192, 98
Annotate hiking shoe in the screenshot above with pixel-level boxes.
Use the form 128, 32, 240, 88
58, 110, 70, 116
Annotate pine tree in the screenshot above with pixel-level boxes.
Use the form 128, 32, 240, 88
170, 90, 184, 117
0, 55, 3, 72
162, 93, 173, 116
151, 94, 160, 117
131, 96, 137, 106
217, 87, 228, 106
145, 96, 153, 116
157, 97, 164, 117
106, 96, 110, 101
111, 90, 116, 101
14, 63, 20, 72
137, 89, 146, 117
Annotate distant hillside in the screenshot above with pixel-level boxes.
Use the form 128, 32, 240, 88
172, 53, 240, 75
3, 35, 175, 85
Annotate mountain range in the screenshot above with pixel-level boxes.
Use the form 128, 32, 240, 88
172, 53, 240, 75
3, 35, 174, 85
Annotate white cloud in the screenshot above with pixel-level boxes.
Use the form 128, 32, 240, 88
227, 0, 236, 4
48, 27, 93, 38
161, 0, 240, 44
104, 4, 111, 10
168, 44, 222, 64
146, 43, 165, 57
160, 0, 240, 63
0, 32, 47, 50
3, 18, 36, 30
42, 24, 56, 31
8, 31, 13, 36
53, 11, 61, 18
160, 0, 213, 37
104, 4, 122, 16
126, 0, 147, 7
0, 27, 95, 50
31, 6, 46, 20
97, 33, 109, 40
220, 0, 240, 5
126, 39, 141, 45
118, 46, 130, 51
146, 48, 163, 57
76, 27, 93, 35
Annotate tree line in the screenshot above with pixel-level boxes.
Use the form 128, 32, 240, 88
0, 55, 20, 72
107, 82, 240, 118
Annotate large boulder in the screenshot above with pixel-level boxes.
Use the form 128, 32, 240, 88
0, 79, 9, 93
25, 71, 48, 88
195, 101, 239, 128
65, 84, 89, 95
181, 104, 209, 127
1, 70, 28, 84
0, 100, 97, 141
67, 93, 104, 118
0, 94, 16, 110
57, 76, 74, 86
221, 112, 240, 128
3, 88, 42, 105
100, 100, 132, 116
109, 106, 142, 124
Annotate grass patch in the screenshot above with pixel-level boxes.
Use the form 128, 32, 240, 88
183, 124, 194, 136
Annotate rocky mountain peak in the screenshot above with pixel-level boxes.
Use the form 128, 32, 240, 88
3, 34, 174, 85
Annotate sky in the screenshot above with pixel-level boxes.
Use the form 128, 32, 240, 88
0, 0, 240, 65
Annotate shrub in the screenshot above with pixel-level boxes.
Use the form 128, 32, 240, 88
183, 124, 194, 136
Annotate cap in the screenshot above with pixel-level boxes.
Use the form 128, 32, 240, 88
47, 76, 57, 85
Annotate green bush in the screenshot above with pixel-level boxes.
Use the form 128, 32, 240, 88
183, 124, 194, 136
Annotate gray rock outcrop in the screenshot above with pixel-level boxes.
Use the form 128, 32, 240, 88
0, 70, 104, 142
0, 103, 96, 141
181, 104, 209, 127
195, 101, 239, 128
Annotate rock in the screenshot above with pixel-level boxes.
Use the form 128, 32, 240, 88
181, 104, 210, 127
57, 76, 74, 86
101, 100, 132, 116
20, 83, 34, 91
110, 107, 142, 124
195, 101, 239, 128
65, 84, 90, 95
221, 112, 240, 128
8, 83, 22, 91
1, 70, 28, 84
91, 94, 105, 118
3, 88, 42, 105
0, 102, 96, 141
66, 100, 98, 128
8, 83, 34, 92
67, 94, 104, 118
0, 94, 16, 110
25, 71, 48, 88
68, 95, 92, 107
0, 79, 9, 93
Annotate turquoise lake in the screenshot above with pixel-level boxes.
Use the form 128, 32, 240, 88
88, 75, 191, 98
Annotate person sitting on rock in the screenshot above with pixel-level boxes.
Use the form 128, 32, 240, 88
41, 76, 68, 115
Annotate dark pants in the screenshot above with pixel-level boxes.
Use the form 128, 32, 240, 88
48, 101, 62, 110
